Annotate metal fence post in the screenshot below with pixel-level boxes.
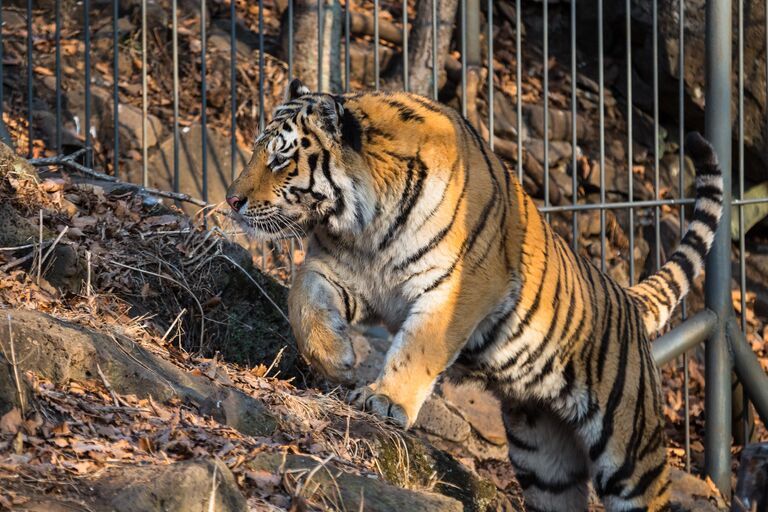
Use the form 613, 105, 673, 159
703, 0, 733, 497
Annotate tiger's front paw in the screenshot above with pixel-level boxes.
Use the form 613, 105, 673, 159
347, 385, 411, 429
294, 314, 357, 385
303, 332, 356, 385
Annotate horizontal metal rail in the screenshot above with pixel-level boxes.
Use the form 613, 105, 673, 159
652, 310, 718, 366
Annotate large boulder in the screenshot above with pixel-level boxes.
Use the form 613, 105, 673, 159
93, 459, 247, 512
247, 452, 464, 512
0, 310, 277, 437
13, 459, 248, 512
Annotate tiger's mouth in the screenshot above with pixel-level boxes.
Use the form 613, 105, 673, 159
233, 209, 310, 241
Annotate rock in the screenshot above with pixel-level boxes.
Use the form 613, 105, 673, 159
632, 106, 669, 158
524, 139, 573, 167
415, 396, 472, 443
668, 468, 723, 511
373, 429, 499, 512
1, 10, 25, 30
491, 92, 589, 144
32, 110, 83, 152
0, 118, 12, 148
441, 382, 507, 447
247, 452, 463, 512
734, 443, 768, 512
94, 16, 136, 38
642, 214, 682, 277
93, 459, 246, 512
0, 202, 40, 248
43, 245, 85, 294
104, 103, 164, 153
743, 254, 768, 319
608, 260, 631, 287
659, 152, 697, 196
525, 104, 589, 143
208, 18, 262, 60
492, 90, 528, 141
0, 310, 277, 436
551, 164, 576, 199
137, 124, 250, 214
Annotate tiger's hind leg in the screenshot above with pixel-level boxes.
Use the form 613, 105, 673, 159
587, 415, 670, 512
582, 352, 670, 512
503, 404, 590, 512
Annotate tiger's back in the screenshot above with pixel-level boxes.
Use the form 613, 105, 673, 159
226, 81, 723, 512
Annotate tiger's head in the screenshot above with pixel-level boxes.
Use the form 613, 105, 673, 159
226, 79, 372, 239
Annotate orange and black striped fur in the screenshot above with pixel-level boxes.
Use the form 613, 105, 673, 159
226, 79, 723, 512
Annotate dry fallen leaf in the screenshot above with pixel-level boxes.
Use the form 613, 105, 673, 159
52, 422, 71, 436
0, 494, 13, 511
40, 178, 66, 193
0, 408, 23, 435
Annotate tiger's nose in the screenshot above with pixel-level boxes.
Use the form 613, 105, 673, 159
226, 195, 244, 211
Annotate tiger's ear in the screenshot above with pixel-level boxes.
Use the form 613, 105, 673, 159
285, 78, 311, 101
316, 96, 345, 136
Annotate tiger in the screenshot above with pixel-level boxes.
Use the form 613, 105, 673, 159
225, 78, 723, 512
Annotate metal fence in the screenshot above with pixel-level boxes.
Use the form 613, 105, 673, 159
4, 0, 768, 498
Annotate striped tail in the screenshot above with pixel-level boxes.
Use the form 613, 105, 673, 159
629, 132, 724, 335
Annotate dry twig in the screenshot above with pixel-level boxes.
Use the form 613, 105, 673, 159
95, 362, 126, 408
36, 209, 43, 284
5, 315, 26, 415
29, 151, 209, 207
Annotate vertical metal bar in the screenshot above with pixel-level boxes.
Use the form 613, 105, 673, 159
112, 0, 119, 176
374, 0, 380, 90
288, 0, 294, 81
543, 0, 549, 222
703, 0, 733, 496
317, 0, 323, 90
84, 0, 92, 166
56, 0, 63, 154
466, 0, 480, 66
460, 0, 467, 117
737, 0, 750, 447
570, 0, 577, 252
515, 0, 522, 181
403, 0, 408, 92
487, 0, 493, 150
230, 0, 237, 181
289, 239, 295, 284
652, 0, 661, 269
626, 0, 634, 284
0, 0, 3, 123
141, 0, 148, 187
678, 0, 690, 472
26, 0, 33, 158
431, 0, 438, 100
343, 0, 349, 91
201, 0, 208, 201
172, 0, 180, 193
258, 0, 264, 130
598, 0, 606, 271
